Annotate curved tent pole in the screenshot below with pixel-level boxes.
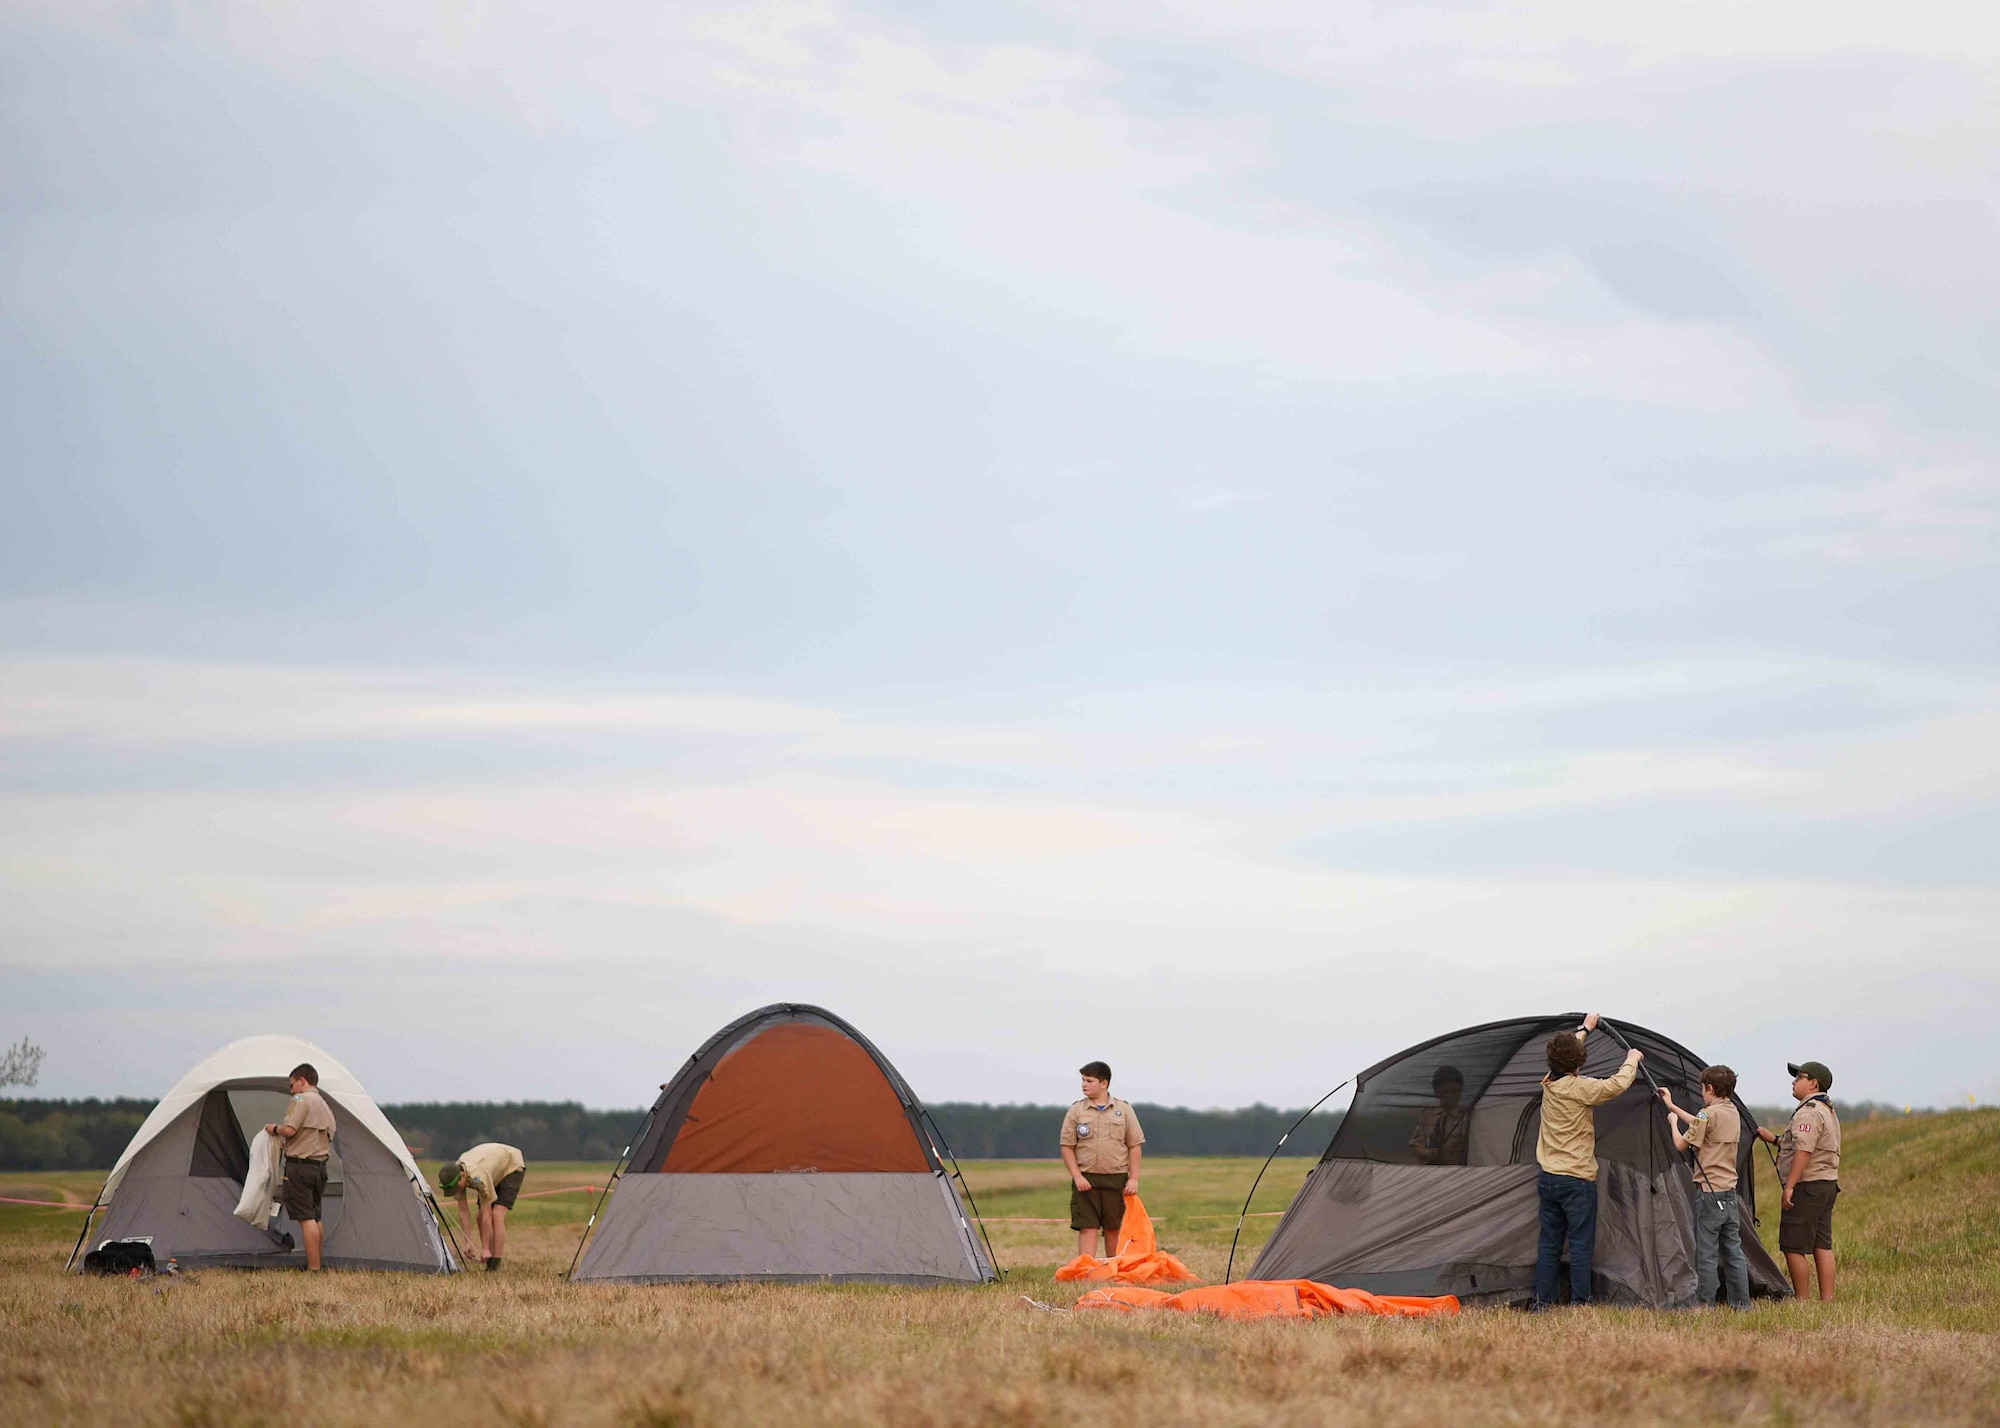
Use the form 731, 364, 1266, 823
564, 1101, 660, 1282
1224, 1079, 1350, 1285
64, 1180, 109, 1272
919, 1106, 1003, 1281
412, 1168, 468, 1271
1600, 1018, 1709, 1195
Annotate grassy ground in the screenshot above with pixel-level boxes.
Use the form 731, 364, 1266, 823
2, 1113, 1996, 1425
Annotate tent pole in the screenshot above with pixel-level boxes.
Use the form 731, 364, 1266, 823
1599, 1019, 1717, 1197
1224, 1079, 1350, 1285
412, 1169, 467, 1272
64, 1181, 108, 1272
919, 1107, 1003, 1280
564, 1103, 657, 1282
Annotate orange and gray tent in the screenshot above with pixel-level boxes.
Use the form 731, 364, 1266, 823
570, 1004, 997, 1285
1250, 1015, 1790, 1307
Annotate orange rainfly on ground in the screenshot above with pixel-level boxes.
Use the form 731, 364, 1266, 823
1053, 1194, 1197, 1286
1074, 1280, 1461, 1321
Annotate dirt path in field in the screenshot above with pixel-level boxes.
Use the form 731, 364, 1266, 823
1, 1183, 87, 1207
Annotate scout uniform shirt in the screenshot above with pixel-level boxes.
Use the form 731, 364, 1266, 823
1409, 1105, 1471, 1164
281, 1087, 335, 1162
1682, 1098, 1741, 1193
457, 1143, 527, 1209
1060, 1097, 1145, 1176
1536, 1037, 1641, 1181
1777, 1097, 1841, 1184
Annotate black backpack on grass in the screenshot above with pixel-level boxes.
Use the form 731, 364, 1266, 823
83, 1239, 156, 1275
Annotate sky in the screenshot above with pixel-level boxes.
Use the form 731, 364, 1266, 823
3, 1, 1997, 1115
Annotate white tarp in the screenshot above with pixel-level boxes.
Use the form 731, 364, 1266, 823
232, 1127, 283, 1229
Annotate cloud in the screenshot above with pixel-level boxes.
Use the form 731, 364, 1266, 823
3, 4, 1998, 1108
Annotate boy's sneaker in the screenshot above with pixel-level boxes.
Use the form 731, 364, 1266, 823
485, 1256, 501, 1271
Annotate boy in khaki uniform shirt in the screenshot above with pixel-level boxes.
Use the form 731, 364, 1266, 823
262, 1062, 335, 1272
1660, 1065, 1749, 1309
439, 1142, 527, 1272
1533, 1012, 1642, 1308
1059, 1061, 1144, 1259
1756, 1060, 1841, 1301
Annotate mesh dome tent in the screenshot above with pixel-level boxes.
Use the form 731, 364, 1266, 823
68, 1035, 458, 1274
1250, 1015, 1789, 1307
571, 1004, 996, 1286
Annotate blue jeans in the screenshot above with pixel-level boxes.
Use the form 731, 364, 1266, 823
1535, 1170, 1597, 1306
1695, 1190, 1751, 1309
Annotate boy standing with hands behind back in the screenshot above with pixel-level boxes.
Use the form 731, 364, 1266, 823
1060, 1061, 1144, 1260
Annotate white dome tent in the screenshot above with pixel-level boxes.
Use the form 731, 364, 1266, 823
68, 1035, 459, 1274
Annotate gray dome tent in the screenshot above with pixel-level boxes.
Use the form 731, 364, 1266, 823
570, 1004, 996, 1286
1251, 1014, 1790, 1307
69, 1035, 457, 1274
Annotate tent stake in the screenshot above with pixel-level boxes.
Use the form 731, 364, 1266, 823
1225, 1079, 1350, 1284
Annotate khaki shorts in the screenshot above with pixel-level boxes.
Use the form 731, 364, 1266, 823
1779, 1179, 1838, 1253
282, 1157, 328, 1224
492, 1169, 525, 1210
1070, 1172, 1127, 1233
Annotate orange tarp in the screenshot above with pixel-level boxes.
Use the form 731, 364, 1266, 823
1074, 1280, 1460, 1321
1053, 1193, 1197, 1286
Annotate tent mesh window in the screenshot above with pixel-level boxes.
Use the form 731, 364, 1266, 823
1324, 1015, 1755, 1193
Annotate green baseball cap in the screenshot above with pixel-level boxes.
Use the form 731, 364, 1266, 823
1787, 1060, 1833, 1092
437, 1161, 462, 1191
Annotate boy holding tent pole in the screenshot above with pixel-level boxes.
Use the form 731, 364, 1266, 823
1659, 1065, 1750, 1309
1533, 1012, 1641, 1309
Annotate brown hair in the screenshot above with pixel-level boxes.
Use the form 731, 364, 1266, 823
1079, 1061, 1112, 1083
1701, 1065, 1737, 1098
289, 1063, 319, 1086
1545, 1033, 1585, 1077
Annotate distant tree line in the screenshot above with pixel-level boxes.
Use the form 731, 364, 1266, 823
924, 1103, 1343, 1160
3, 1095, 1926, 1171
383, 1102, 644, 1161
0, 1099, 153, 1170
1, 1097, 1342, 1169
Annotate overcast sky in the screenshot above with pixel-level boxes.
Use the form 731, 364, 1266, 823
4, 1, 1997, 1115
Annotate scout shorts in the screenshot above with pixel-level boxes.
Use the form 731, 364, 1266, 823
1070, 1172, 1128, 1234
282, 1157, 328, 1223
1779, 1179, 1838, 1253
493, 1168, 525, 1210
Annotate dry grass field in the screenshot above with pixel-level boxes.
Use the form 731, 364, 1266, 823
3, 1111, 1996, 1426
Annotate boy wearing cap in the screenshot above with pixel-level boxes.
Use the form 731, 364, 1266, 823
438, 1142, 527, 1271
1059, 1061, 1144, 1259
1659, 1066, 1750, 1310
1533, 1012, 1643, 1309
1756, 1061, 1840, 1301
